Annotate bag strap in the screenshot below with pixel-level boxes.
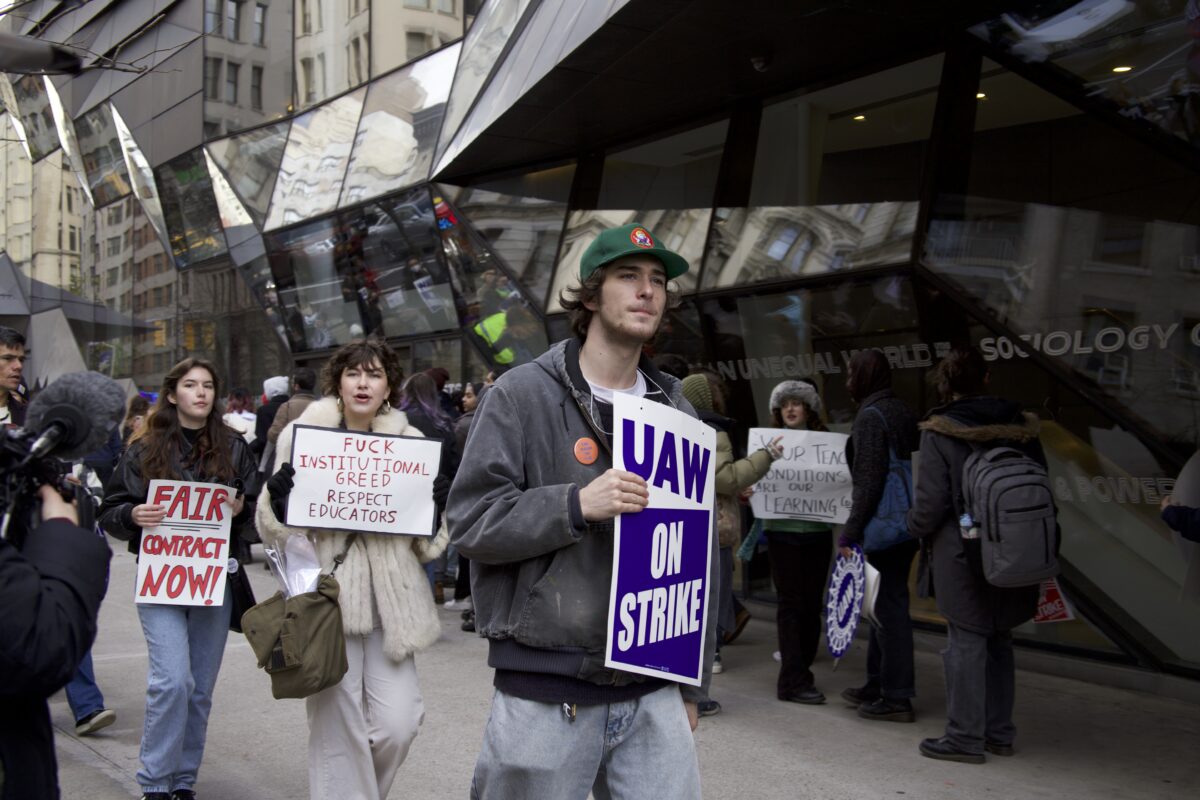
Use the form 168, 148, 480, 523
864, 405, 898, 458
329, 533, 359, 577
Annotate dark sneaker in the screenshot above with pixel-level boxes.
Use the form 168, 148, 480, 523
171, 791, 197, 800
723, 609, 751, 645
461, 611, 475, 632
857, 697, 915, 723
840, 684, 881, 707
75, 708, 116, 736
779, 686, 826, 705
697, 700, 722, 717
985, 741, 1014, 757
919, 737, 985, 764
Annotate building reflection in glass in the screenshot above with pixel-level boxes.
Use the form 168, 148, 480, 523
206, 121, 291, 224
293, 0, 371, 110
156, 149, 230, 268
75, 104, 133, 207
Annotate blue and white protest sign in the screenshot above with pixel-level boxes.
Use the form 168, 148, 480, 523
826, 545, 867, 659
606, 392, 715, 686
748, 428, 852, 524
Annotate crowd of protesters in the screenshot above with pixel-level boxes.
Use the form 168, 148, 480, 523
3, 214, 1192, 800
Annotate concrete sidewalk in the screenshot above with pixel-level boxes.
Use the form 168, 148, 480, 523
52, 546, 1198, 799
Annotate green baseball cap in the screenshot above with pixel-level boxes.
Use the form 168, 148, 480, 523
579, 222, 690, 281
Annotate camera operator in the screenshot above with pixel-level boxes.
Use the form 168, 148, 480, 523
0, 484, 111, 800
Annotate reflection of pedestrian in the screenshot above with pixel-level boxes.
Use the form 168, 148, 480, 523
907, 346, 1050, 764
758, 380, 834, 706
839, 349, 920, 723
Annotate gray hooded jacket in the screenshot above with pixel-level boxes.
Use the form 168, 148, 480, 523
447, 339, 717, 703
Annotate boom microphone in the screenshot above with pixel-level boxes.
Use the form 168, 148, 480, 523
24, 372, 127, 462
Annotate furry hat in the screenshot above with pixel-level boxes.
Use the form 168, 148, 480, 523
769, 380, 822, 415
680, 374, 712, 412
262, 375, 289, 399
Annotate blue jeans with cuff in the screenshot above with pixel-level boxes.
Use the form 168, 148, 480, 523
65, 650, 106, 722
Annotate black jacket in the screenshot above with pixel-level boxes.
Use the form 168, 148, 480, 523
402, 406, 459, 515
0, 519, 111, 800
98, 431, 258, 558
252, 394, 289, 456
843, 389, 919, 547
905, 396, 1046, 634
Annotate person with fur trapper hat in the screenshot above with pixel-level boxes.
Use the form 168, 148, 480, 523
756, 379, 834, 706
907, 345, 1055, 765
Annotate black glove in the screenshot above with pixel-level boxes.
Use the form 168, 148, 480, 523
433, 473, 450, 509
267, 462, 295, 522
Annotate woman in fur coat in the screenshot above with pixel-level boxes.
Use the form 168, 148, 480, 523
256, 338, 449, 800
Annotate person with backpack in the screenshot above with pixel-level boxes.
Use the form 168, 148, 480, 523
906, 345, 1058, 764
839, 349, 920, 723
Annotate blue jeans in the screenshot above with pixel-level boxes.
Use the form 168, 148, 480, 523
943, 622, 1017, 754
65, 650, 106, 722
135, 588, 231, 794
472, 685, 701, 800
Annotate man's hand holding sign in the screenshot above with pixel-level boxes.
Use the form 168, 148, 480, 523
136, 479, 237, 606
605, 392, 716, 691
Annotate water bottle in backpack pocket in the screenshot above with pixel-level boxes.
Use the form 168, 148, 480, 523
961, 444, 1059, 587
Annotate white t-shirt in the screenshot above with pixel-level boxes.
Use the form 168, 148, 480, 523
586, 369, 647, 403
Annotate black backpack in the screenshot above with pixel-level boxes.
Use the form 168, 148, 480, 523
961, 445, 1059, 587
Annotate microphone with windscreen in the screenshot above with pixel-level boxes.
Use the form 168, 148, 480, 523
23, 372, 128, 462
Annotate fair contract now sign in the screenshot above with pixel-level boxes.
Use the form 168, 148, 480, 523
286, 425, 442, 536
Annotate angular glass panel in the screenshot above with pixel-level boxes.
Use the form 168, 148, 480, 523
204, 148, 258, 251
412, 337, 462, 384
702, 56, 940, 289
206, 121, 290, 224
264, 88, 365, 230
1, 113, 35, 271
10, 74, 59, 161
549, 209, 712, 312
372, 3, 464, 77
436, 0, 533, 166
154, 149, 229, 268
971, 2, 1200, 150
74, 103, 132, 206
293, 0, 371, 110
111, 106, 171, 256
340, 43, 460, 207
443, 162, 574, 310
44, 77, 93, 206
263, 216, 367, 352
202, 0, 294, 139
0, 75, 32, 161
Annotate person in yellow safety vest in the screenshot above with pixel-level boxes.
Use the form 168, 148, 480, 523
473, 311, 515, 364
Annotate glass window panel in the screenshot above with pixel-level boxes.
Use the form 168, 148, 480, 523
204, 0, 293, 139
110, 106, 171, 256
74, 103, 132, 207
154, 149, 229, 268
443, 163, 574, 310
372, 0, 463, 76
412, 337, 462, 385
598, 120, 727, 210
294, 0, 370, 110
339, 43, 460, 208
971, 2, 1200, 151
265, 87, 365, 230
702, 57, 940, 290
1, 113, 35, 273
225, 62, 240, 104
10, 74, 59, 161
204, 149, 257, 251
206, 121, 290, 224
44, 77, 92, 206
549, 209, 711, 312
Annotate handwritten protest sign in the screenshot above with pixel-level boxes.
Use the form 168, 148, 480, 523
747, 428, 852, 524
606, 393, 715, 686
136, 480, 234, 606
286, 424, 442, 536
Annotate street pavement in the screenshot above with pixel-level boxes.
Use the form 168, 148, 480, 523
51, 542, 1198, 799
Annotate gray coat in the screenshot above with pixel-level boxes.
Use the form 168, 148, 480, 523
906, 397, 1044, 634
447, 338, 716, 702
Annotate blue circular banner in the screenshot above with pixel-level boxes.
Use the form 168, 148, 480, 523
825, 545, 866, 659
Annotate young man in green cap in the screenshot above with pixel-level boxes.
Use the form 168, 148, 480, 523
449, 222, 717, 798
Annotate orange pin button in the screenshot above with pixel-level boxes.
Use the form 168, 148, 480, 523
574, 437, 599, 465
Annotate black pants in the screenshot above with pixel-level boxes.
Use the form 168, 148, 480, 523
455, 555, 472, 601
767, 532, 833, 695
865, 538, 918, 699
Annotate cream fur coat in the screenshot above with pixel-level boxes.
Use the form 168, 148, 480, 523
256, 397, 448, 662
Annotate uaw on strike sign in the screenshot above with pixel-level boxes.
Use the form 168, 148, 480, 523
606, 393, 715, 686
136, 480, 235, 606
286, 424, 443, 536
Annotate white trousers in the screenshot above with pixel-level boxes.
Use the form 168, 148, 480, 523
306, 631, 424, 800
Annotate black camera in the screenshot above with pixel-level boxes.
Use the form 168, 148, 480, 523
0, 425, 75, 549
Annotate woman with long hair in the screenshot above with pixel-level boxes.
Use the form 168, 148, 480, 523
839, 348, 921, 722
99, 358, 257, 800
257, 339, 449, 800
759, 379, 834, 705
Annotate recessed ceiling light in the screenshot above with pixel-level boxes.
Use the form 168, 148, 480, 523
976, 92, 987, 99
853, 115, 866, 121
1112, 66, 1133, 73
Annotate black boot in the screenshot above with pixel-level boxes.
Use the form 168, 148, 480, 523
919, 737, 984, 764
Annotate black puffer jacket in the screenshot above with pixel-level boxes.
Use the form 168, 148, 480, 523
906, 396, 1046, 634
99, 430, 258, 558
843, 389, 919, 547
